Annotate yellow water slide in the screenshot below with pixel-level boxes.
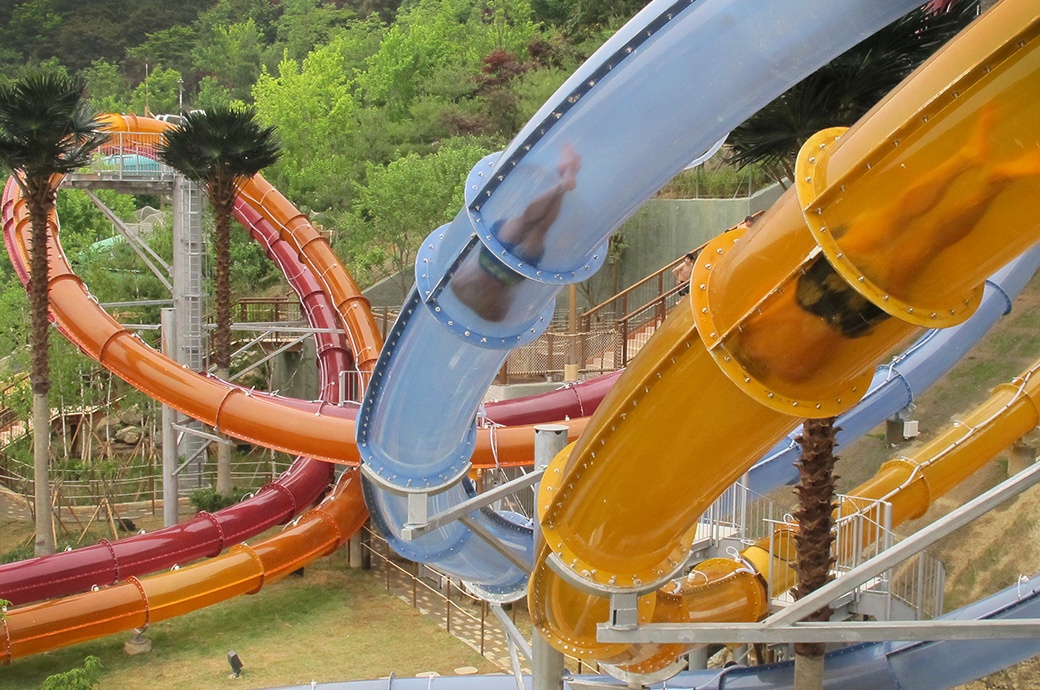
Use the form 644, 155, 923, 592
746, 357, 1040, 599
530, 0, 1040, 673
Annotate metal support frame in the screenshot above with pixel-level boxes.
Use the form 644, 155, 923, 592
83, 189, 172, 290
533, 424, 569, 690
459, 514, 532, 573
171, 423, 231, 446
489, 603, 532, 690
172, 175, 207, 480
597, 460, 1040, 645
401, 469, 543, 540
101, 299, 174, 309
597, 620, 1040, 645
228, 333, 309, 383
172, 441, 211, 477
161, 308, 179, 528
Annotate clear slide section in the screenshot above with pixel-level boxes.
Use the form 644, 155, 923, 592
2, 117, 596, 471
0, 116, 608, 654
532, 0, 1040, 675
355, 0, 929, 609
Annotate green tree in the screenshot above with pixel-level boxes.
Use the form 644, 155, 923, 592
194, 76, 234, 111
253, 22, 385, 211
129, 65, 183, 117
157, 106, 281, 497
0, 273, 30, 375
80, 60, 131, 114
562, 0, 643, 34
358, 0, 475, 115
54, 187, 138, 266
6, 0, 63, 64
126, 25, 199, 87
340, 139, 488, 298
195, 0, 281, 41
0, 73, 109, 556
193, 19, 274, 103
40, 655, 104, 690
727, 1, 979, 184
344, 0, 405, 23
47, 0, 126, 73
275, 0, 358, 62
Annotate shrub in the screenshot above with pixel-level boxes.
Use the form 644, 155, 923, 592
40, 655, 103, 690
189, 486, 252, 513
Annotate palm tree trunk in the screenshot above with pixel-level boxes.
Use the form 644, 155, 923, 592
792, 416, 839, 689
27, 183, 55, 556
32, 392, 54, 555
212, 188, 235, 497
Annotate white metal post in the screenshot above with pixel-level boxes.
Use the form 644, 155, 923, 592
160, 308, 179, 527
533, 424, 569, 690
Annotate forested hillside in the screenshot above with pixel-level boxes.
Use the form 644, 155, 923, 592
0, 0, 648, 290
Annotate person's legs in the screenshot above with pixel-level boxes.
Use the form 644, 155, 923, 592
450, 144, 581, 322
498, 143, 581, 261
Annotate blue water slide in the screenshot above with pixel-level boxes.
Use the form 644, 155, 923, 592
748, 244, 1040, 493
356, 0, 928, 599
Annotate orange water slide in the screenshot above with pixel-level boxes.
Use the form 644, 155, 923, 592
0, 113, 594, 660
0, 468, 366, 664
4, 115, 586, 468
530, 0, 1040, 674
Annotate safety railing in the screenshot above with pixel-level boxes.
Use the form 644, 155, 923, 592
75, 131, 178, 184
697, 483, 946, 621
233, 297, 304, 324
831, 495, 946, 621
363, 527, 602, 676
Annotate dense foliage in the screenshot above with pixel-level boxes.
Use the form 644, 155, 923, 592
0, 0, 639, 470
0, 0, 638, 288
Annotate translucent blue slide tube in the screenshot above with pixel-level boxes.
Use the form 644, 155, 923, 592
357, 0, 929, 599
359, 0, 927, 490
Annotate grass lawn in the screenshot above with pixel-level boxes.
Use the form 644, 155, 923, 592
0, 520, 498, 690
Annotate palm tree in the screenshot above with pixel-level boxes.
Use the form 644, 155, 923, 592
791, 416, 839, 689
728, 7, 975, 682
157, 106, 281, 498
0, 73, 110, 556
726, 1, 979, 185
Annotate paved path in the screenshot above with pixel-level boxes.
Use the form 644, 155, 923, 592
366, 548, 533, 675
0, 486, 31, 521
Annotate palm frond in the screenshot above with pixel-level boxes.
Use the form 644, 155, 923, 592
157, 106, 282, 187
727, 1, 979, 180
0, 73, 109, 178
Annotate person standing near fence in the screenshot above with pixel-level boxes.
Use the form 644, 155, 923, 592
672, 252, 696, 296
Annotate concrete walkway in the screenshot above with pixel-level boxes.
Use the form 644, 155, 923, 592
365, 545, 535, 675
0, 486, 31, 521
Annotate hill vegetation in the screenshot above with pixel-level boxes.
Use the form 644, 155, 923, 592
0, 0, 649, 291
